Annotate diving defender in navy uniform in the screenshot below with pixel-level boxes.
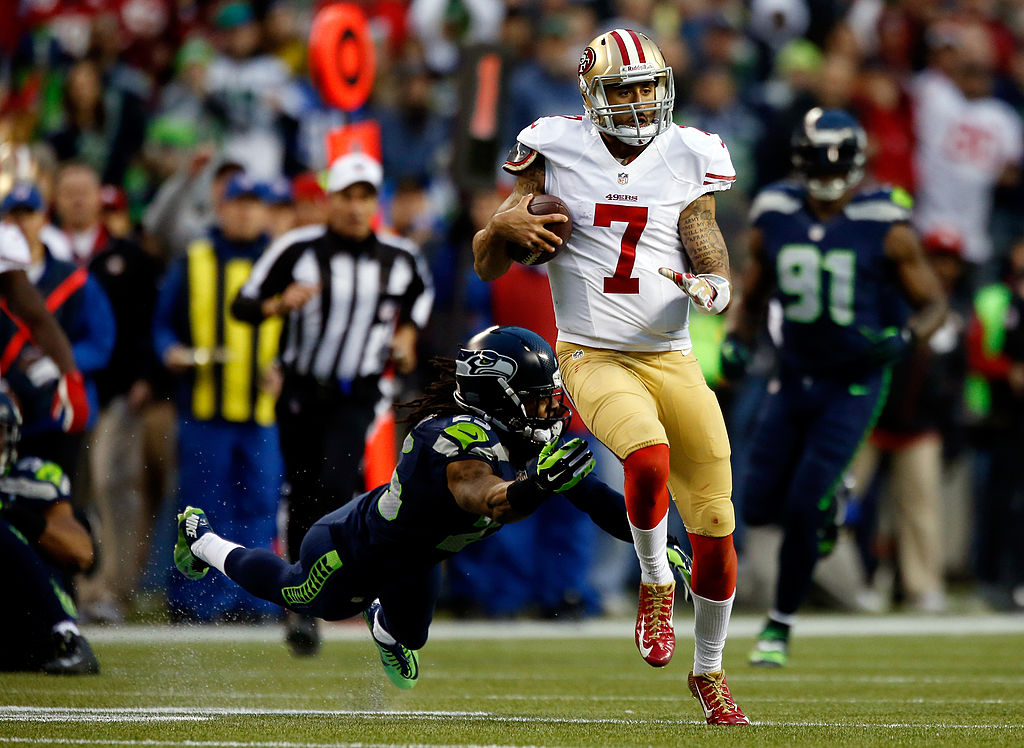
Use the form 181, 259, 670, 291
174, 325, 691, 689
724, 109, 947, 666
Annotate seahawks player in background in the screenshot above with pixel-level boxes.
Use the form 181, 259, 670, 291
174, 325, 692, 689
0, 390, 99, 674
725, 109, 947, 666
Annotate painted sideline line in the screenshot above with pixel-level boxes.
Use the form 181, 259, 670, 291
84, 614, 1024, 644
1, 707, 1021, 731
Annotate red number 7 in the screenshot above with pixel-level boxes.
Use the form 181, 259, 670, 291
595, 203, 648, 294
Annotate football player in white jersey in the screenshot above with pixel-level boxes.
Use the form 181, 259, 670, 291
473, 29, 747, 725
0, 220, 88, 433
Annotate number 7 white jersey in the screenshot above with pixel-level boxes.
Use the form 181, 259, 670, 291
510, 115, 735, 352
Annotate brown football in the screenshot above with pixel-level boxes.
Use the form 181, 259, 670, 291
507, 194, 573, 266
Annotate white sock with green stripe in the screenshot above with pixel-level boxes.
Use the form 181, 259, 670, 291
191, 533, 242, 574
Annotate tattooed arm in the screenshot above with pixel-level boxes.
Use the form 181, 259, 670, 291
472, 158, 568, 282
657, 194, 734, 314
678, 193, 731, 280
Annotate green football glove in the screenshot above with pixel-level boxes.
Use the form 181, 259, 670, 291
529, 437, 595, 493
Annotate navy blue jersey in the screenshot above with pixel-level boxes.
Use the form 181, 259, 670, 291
0, 457, 71, 514
329, 414, 518, 567
751, 182, 913, 375
326, 413, 630, 570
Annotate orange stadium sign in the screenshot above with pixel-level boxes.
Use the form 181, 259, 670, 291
309, 3, 376, 112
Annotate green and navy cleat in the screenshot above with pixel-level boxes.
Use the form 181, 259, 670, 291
749, 623, 789, 667
666, 538, 693, 602
174, 506, 212, 580
363, 600, 418, 689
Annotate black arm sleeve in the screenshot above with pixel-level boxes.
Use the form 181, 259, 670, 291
562, 473, 633, 543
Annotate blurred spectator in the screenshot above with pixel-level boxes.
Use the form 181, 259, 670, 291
911, 23, 1023, 276
143, 155, 243, 260
99, 185, 132, 240
154, 172, 282, 623
852, 62, 916, 193
45, 58, 147, 185
502, 14, 587, 139
386, 177, 435, 249
290, 172, 328, 228
849, 226, 970, 614
50, 165, 165, 623
264, 176, 295, 240
157, 36, 216, 127
964, 237, 1024, 610
409, 0, 505, 75
0, 183, 114, 477
374, 64, 451, 188
205, 0, 290, 179
751, 39, 824, 188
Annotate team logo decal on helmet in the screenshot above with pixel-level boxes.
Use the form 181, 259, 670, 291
456, 351, 518, 380
454, 326, 571, 446
578, 47, 596, 76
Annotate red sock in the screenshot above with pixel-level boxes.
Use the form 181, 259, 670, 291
688, 533, 737, 601
623, 444, 671, 530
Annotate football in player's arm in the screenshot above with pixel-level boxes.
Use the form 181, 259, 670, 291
174, 325, 691, 691
727, 108, 947, 668
473, 28, 748, 725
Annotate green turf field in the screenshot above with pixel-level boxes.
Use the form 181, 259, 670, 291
2, 618, 1023, 747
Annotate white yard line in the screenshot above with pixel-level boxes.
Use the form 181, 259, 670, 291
84, 614, 1024, 644
0, 706, 1021, 731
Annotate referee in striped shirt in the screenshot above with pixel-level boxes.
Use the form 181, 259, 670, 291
232, 153, 433, 581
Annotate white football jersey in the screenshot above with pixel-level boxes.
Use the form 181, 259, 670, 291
912, 71, 1024, 263
0, 224, 31, 274
513, 116, 735, 352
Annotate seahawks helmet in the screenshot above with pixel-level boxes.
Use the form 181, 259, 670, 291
454, 326, 571, 445
0, 391, 22, 474
791, 107, 867, 201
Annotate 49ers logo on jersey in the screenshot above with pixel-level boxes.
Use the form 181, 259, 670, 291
457, 351, 518, 379
578, 47, 596, 76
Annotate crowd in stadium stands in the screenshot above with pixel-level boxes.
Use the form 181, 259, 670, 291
2, 0, 1024, 626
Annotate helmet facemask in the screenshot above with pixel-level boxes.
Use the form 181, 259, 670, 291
579, 29, 675, 147
454, 355, 571, 446
792, 107, 867, 201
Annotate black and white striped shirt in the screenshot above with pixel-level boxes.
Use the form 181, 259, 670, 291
232, 225, 433, 384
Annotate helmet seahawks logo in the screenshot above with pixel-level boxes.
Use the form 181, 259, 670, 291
457, 350, 518, 379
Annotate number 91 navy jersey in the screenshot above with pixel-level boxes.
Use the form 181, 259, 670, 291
751, 182, 913, 376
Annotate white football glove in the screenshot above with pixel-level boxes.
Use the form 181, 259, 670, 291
658, 268, 731, 314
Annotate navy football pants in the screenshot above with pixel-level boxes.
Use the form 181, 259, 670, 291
741, 369, 889, 616
223, 513, 440, 651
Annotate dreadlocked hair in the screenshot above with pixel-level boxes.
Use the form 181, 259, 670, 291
397, 356, 464, 425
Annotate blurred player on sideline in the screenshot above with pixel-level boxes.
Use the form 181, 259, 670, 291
725, 109, 947, 666
473, 29, 747, 724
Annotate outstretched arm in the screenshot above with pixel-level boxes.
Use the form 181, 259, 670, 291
446, 459, 535, 524
659, 194, 733, 314
472, 159, 567, 281
0, 270, 77, 374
